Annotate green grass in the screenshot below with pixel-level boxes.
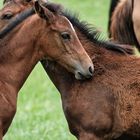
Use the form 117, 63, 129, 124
1, 0, 110, 139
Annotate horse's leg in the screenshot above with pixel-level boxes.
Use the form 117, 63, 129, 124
132, 0, 140, 46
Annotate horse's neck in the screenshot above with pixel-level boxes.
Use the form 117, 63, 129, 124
0, 17, 44, 93
0, 42, 37, 94
43, 61, 75, 95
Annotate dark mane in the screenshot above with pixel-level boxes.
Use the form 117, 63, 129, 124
63, 10, 134, 55
44, 2, 134, 54
43, 0, 135, 58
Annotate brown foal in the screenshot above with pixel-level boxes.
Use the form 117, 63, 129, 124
0, 0, 94, 139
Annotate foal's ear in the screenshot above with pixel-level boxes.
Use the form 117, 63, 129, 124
34, 0, 55, 23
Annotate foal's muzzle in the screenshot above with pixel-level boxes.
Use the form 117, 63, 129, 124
75, 65, 94, 80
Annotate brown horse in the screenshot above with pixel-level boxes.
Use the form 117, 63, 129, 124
109, 0, 140, 51
3, 1, 140, 140
39, 4, 140, 139
1, 0, 138, 140
42, 15, 140, 140
38, 2, 140, 140
0, 0, 94, 139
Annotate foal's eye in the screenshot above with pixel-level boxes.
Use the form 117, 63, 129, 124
61, 32, 71, 41
1, 12, 14, 20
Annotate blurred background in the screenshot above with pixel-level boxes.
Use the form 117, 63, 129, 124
1, 0, 110, 139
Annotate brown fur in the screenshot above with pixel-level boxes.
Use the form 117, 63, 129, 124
43, 27, 140, 139
0, 1, 93, 139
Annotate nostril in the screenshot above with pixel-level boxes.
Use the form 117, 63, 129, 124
89, 66, 93, 74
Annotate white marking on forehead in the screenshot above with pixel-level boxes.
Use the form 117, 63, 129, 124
68, 19, 76, 32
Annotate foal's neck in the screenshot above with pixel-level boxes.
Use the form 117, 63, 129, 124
0, 15, 44, 93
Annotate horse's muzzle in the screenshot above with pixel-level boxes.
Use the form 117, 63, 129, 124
75, 66, 94, 80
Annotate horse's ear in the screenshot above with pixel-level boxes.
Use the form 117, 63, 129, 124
34, 0, 54, 22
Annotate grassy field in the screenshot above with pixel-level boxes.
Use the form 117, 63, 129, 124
1, 0, 110, 139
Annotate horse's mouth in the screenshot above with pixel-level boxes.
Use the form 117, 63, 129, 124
75, 70, 93, 80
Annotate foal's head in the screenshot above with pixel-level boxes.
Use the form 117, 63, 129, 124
33, 1, 94, 79
0, 0, 94, 80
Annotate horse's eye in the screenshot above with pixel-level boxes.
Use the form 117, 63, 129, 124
61, 32, 71, 40
1, 12, 14, 20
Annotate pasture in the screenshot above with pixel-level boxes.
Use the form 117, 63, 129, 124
1, 0, 110, 139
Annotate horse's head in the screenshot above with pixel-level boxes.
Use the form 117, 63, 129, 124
33, 1, 94, 79
0, 0, 94, 80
